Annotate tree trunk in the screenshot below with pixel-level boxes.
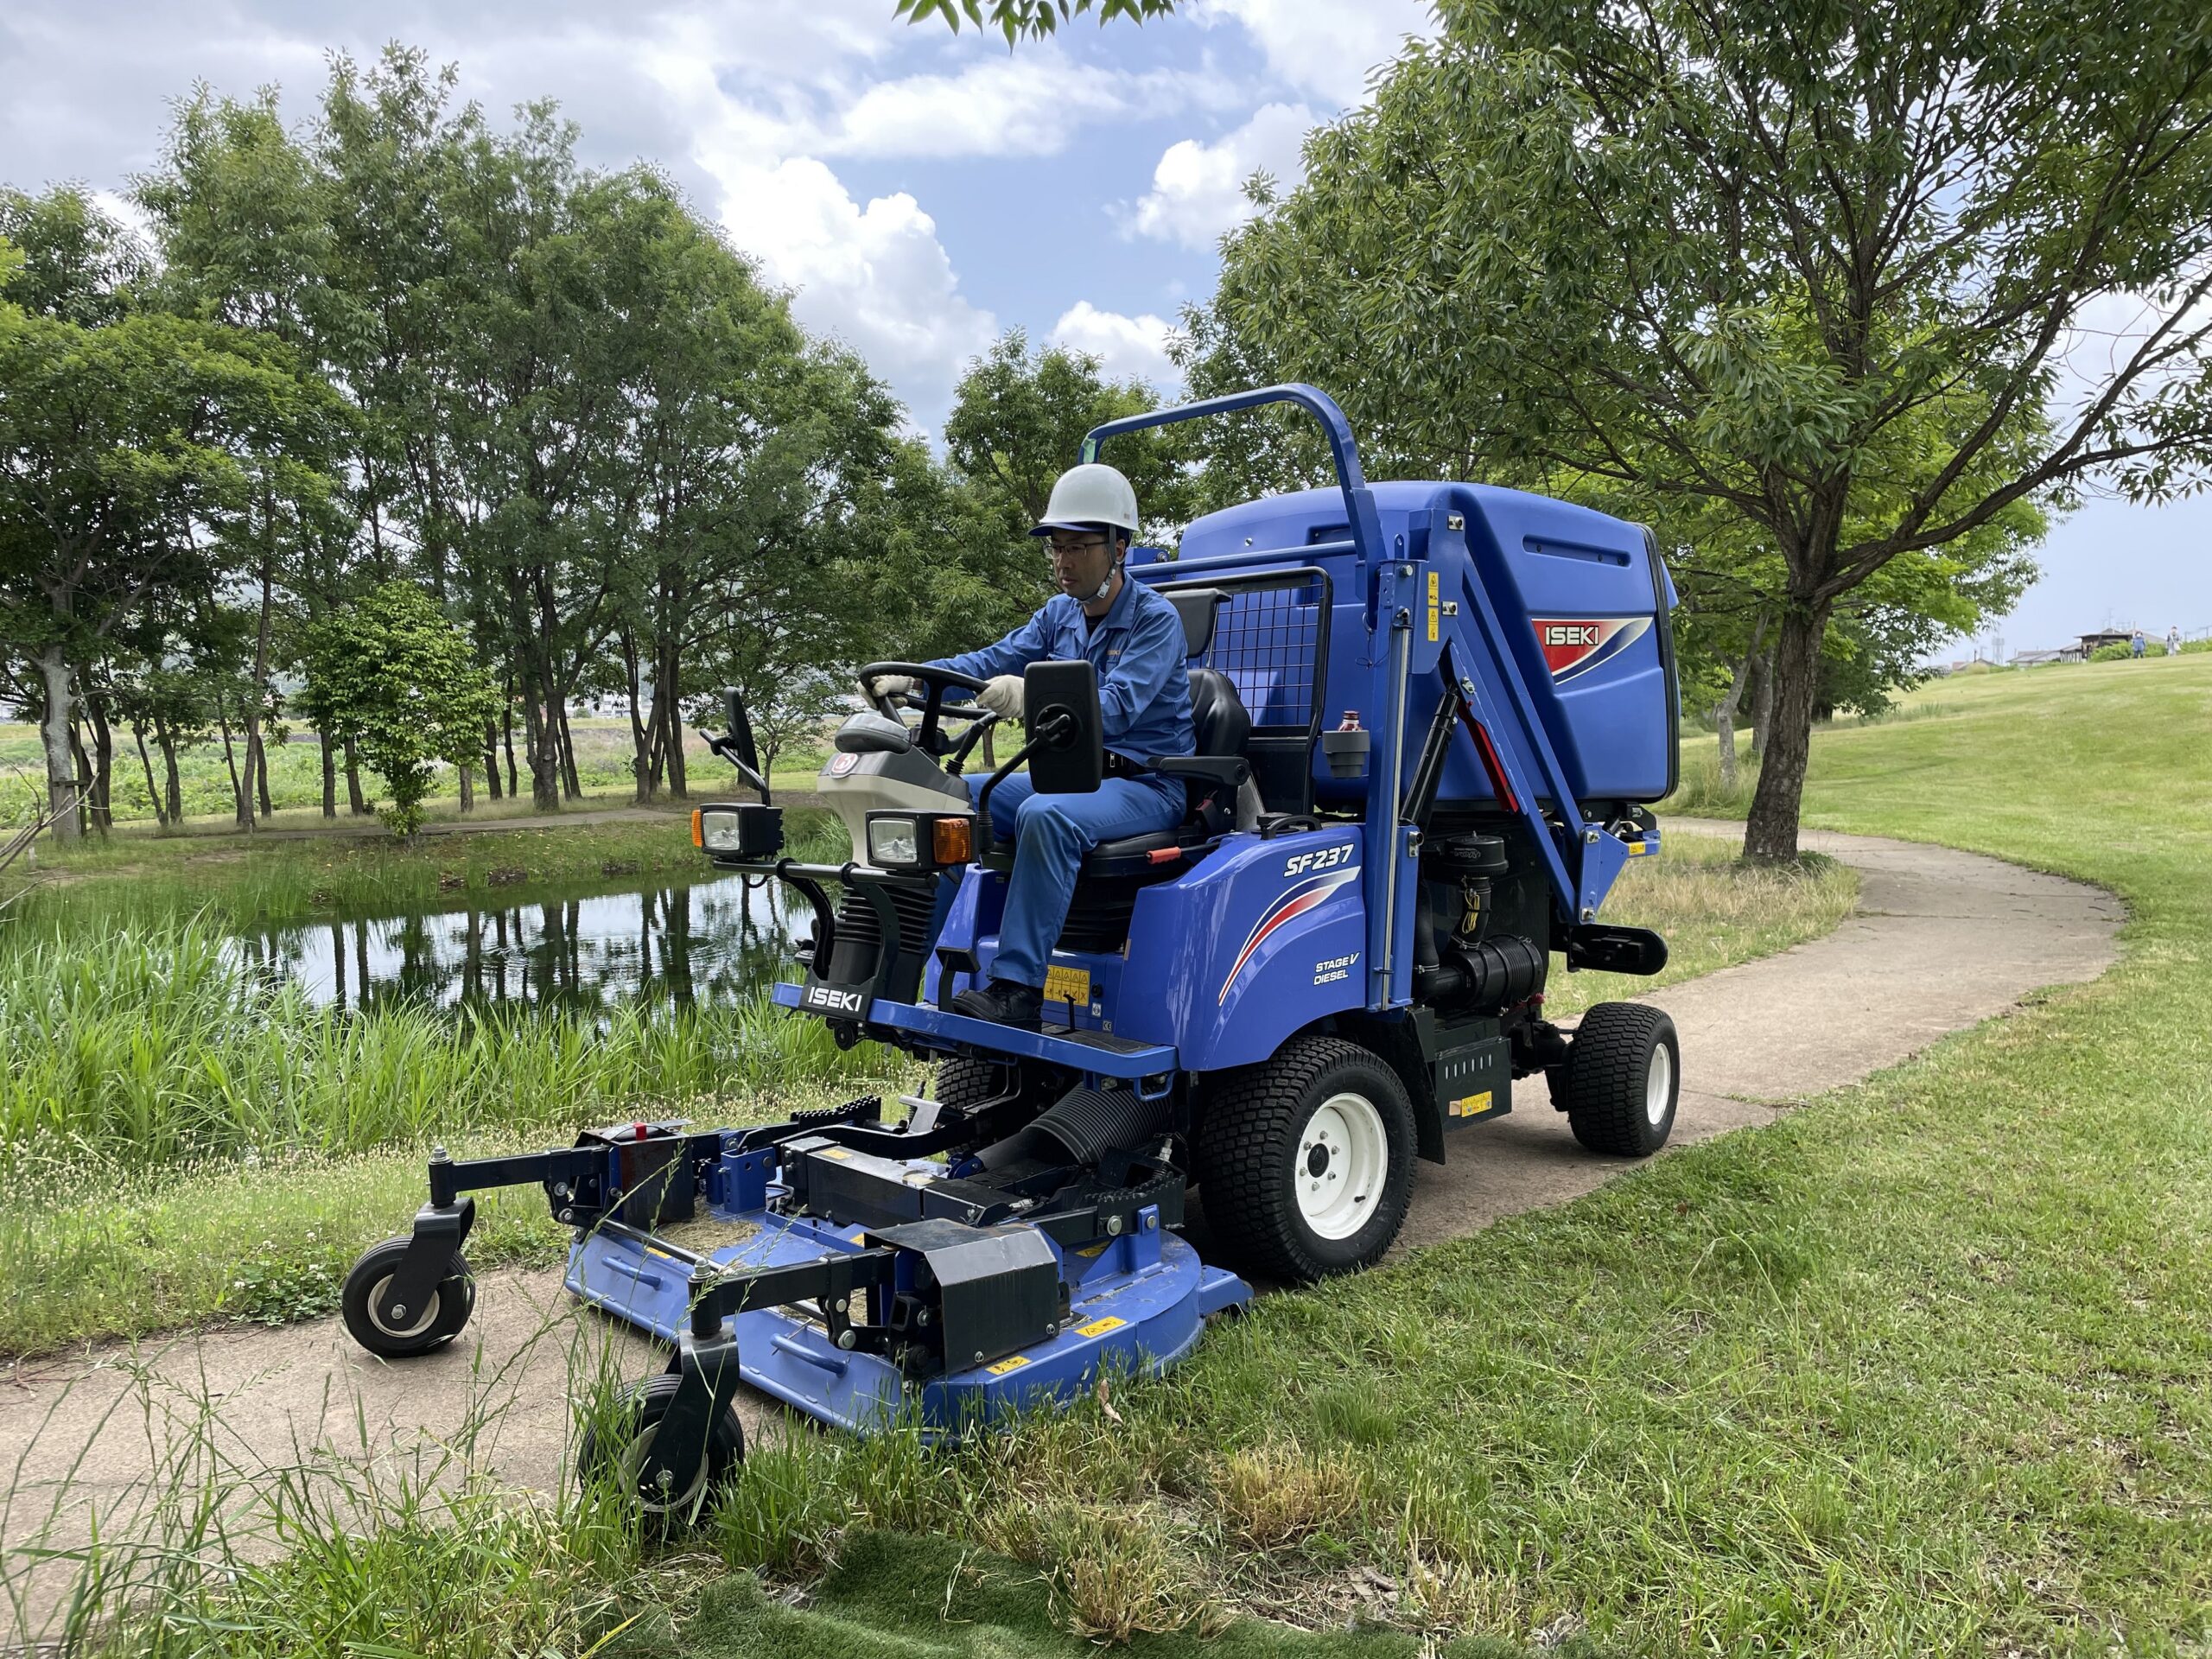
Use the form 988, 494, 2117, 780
33, 643, 81, 841
556, 701, 582, 801
1748, 651, 1777, 759
131, 717, 167, 829
85, 692, 115, 834
502, 701, 519, 799
214, 690, 246, 825
1713, 617, 1767, 793
320, 725, 337, 818
253, 730, 274, 818
154, 714, 183, 824
343, 733, 369, 815
459, 763, 474, 813
622, 629, 652, 804
482, 717, 504, 802
239, 550, 274, 833
1743, 600, 1831, 863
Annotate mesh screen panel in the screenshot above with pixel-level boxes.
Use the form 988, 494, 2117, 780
1198, 580, 1322, 731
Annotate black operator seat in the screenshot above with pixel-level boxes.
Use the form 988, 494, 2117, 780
1078, 665, 1250, 874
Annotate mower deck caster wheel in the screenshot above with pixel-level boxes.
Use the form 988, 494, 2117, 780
1194, 1034, 1416, 1285
578, 1375, 745, 1522
340, 1237, 476, 1358
1558, 1002, 1680, 1157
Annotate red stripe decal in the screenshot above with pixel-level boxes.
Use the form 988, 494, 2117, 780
1217, 869, 1357, 1005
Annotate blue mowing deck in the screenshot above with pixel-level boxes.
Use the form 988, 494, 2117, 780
566, 1180, 1247, 1436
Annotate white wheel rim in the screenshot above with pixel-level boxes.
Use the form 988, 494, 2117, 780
366, 1273, 440, 1340
1295, 1091, 1389, 1241
1646, 1042, 1674, 1128
618, 1420, 709, 1516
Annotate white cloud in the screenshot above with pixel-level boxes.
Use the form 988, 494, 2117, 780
642, 32, 998, 429
704, 156, 998, 417
1124, 101, 1316, 248
825, 50, 1130, 162
1190, 0, 1437, 109
1051, 301, 1179, 391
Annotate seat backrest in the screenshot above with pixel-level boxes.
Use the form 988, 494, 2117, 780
1187, 666, 1249, 760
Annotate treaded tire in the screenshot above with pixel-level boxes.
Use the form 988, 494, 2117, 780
1560, 1002, 1680, 1157
1193, 1035, 1417, 1284
340, 1237, 475, 1358
576, 1374, 745, 1523
932, 1055, 1004, 1112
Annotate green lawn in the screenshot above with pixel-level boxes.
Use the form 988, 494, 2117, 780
22, 655, 2208, 1656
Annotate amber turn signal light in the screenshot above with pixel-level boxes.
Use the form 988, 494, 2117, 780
690, 808, 703, 848
932, 816, 973, 865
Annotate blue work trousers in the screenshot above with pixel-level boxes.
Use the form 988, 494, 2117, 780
966, 772, 1183, 988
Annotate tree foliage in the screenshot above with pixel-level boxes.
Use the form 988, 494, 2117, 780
299, 582, 502, 837
1196, 0, 2212, 857
894, 0, 1173, 44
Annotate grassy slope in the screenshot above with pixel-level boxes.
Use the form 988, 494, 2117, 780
3, 805, 844, 931
692, 654, 2211, 1656
0, 718, 829, 832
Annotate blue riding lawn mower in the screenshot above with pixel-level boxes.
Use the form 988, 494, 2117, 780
340, 386, 1683, 1518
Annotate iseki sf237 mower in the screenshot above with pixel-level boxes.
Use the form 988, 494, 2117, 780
341, 386, 1683, 1517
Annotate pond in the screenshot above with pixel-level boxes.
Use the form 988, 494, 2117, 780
233, 875, 808, 1014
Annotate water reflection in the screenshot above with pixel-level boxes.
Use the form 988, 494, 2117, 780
234, 876, 804, 1014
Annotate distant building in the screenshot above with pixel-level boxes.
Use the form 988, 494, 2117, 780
2011, 647, 2082, 667
2078, 629, 2133, 656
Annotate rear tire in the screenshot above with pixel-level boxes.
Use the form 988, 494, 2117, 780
1194, 1036, 1416, 1284
1560, 1002, 1679, 1156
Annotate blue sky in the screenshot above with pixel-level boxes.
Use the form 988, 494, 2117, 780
0, 0, 2202, 653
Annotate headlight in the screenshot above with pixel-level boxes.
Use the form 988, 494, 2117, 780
867, 815, 919, 868
691, 803, 783, 859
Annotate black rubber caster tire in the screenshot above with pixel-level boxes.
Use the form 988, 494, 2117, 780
1560, 1002, 1680, 1157
340, 1237, 475, 1358
1193, 1035, 1417, 1284
577, 1374, 746, 1522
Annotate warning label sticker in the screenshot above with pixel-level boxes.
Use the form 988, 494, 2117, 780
1043, 964, 1092, 1007
1075, 1315, 1127, 1338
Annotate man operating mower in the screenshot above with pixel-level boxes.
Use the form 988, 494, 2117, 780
870, 463, 1194, 1028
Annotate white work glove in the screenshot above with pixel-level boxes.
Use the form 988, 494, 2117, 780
865, 673, 916, 705
976, 675, 1025, 721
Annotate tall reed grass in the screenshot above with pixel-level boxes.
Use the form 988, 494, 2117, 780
0, 915, 882, 1167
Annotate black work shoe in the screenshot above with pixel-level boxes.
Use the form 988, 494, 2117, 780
950, 979, 1043, 1029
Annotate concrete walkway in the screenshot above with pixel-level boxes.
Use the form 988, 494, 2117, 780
0, 824, 2122, 1626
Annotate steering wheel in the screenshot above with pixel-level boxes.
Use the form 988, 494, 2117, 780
855, 661, 998, 763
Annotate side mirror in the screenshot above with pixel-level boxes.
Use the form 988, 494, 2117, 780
1023, 659, 1103, 796
715, 685, 771, 804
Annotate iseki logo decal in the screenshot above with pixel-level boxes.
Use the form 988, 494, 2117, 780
1531, 617, 1651, 683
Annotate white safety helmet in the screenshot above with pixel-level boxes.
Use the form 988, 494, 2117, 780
1033, 463, 1139, 544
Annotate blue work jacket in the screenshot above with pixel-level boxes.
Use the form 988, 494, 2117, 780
931, 572, 1195, 766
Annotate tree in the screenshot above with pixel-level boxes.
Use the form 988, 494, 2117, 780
298, 582, 502, 837
0, 188, 335, 840
895, 0, 1173, 43
1196, 0, 2212, 859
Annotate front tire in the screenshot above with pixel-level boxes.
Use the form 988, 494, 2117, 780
1194, 1036, 1416, 1284
1559, 1002, 1680, 1156
340, 1237, 475, 1358
576, 1374, 745, 1522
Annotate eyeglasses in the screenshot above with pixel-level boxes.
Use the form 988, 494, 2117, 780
1046, 537, 1109, 559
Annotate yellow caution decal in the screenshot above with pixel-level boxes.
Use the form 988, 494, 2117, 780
1075, 1315, 1127, 1338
